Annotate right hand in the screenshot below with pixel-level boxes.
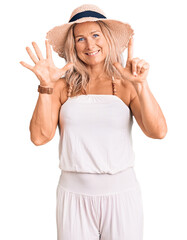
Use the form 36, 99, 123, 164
20, 40, 74, 87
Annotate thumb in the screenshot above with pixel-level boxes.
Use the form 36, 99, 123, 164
60, 62, 74, 75
113, 62, 124, 75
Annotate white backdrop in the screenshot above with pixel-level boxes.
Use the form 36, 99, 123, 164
1, 0, 187, 239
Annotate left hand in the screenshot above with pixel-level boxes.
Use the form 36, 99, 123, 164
113, 37, 150, 85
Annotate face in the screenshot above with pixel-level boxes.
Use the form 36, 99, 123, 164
73, 21, 108, 67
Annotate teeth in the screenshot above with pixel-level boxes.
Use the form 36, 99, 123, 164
86, 50, 99, 56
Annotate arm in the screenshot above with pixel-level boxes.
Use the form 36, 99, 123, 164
113, 37, 167, 139
130, 80, 167, 139
19, 40, 74, 145
29, 78, 65, 145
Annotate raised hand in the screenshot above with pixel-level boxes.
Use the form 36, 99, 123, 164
113, 37, 150, 85
20, 40, 74, 87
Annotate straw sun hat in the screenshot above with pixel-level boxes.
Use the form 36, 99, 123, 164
46, 4, 134, 58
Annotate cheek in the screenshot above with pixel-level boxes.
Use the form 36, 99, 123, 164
75, 43, 84, 54
75, 44, 87, 61
98, 39, 108, 54
75, 46, 79, 54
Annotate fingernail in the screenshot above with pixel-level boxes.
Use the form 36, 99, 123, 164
133, 72, 137, 76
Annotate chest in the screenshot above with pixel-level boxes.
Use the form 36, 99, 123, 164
60, 77, 132, 108
59, 95, 133, 133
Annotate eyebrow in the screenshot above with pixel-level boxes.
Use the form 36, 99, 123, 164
74, 30, 100, 38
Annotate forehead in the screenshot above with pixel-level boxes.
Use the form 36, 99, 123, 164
73, 21, 101, 36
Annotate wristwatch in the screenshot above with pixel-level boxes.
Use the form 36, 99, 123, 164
38, 85, 53, 94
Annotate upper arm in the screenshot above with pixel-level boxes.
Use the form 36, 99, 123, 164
129, 84, 154, 138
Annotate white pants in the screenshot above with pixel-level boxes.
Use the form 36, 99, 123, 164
56, 167, 144, 240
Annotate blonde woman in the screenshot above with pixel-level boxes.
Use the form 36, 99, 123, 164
20, 4, 167, 240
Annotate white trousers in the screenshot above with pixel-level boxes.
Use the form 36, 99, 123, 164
56, 167, 144, 240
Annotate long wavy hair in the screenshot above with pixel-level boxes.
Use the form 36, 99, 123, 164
63, 20, 125, 97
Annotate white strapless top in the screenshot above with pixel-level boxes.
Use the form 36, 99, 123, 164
58, 94, 135, 175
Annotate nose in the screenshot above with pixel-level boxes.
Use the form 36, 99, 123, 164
86, 37, 95, 50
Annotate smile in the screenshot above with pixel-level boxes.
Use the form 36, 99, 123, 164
85, 50, 100, 56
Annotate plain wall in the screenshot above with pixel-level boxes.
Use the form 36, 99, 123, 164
1, 0, 187, 239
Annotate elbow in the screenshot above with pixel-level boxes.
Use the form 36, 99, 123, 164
158, 130, 167, 139
30, 134, 50, 146
157, 125, 168, 139
146, 126, 168, 139
30, 136, 43, 146
153, 119, 168, 139
158, 118, 168, 139
29, 127, 53, 146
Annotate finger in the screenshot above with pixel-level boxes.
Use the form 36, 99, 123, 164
113, 62, 125, 76
136, 59, 145, 75
32, 41, 44, 60
19, 61, 34, 71
45, 40, 52, 60
60, 62, 74, 76
131, 58, 140, 76
26, 46, 38, 64
140, 63, 150, 73
127, 37, 134, 61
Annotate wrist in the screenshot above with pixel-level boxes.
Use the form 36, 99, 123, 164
39, 80, 55, 88
132, 80, 148, 96
38, 85, 54, 94
40, 83, 54, 88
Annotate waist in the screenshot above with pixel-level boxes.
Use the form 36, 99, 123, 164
57, 167, 140, 196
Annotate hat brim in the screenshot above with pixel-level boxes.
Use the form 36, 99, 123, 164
46, 17, 134, 58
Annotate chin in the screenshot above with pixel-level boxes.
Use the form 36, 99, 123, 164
78, 53, 106, 65
83, 58, 106, 66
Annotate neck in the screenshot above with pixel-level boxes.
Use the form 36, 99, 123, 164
86, 63, 109, 83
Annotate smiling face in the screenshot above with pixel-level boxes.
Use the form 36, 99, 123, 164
73, 21, 108, 67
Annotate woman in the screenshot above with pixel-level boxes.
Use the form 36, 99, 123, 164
20, 4, 167, 240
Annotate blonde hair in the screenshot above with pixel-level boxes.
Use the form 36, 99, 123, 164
63, 20, 124, 97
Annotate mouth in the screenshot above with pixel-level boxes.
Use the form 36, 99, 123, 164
85, 50, 100, 56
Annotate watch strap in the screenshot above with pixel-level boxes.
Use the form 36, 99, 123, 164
38, 85, 53, 94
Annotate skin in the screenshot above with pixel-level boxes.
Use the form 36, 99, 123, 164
73, 22, 167, 139
74, 21, 109, 83
20, 21, 167, 145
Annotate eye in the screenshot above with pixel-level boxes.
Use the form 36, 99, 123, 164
93, 34, 99, 38
78, 38, 83, 42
